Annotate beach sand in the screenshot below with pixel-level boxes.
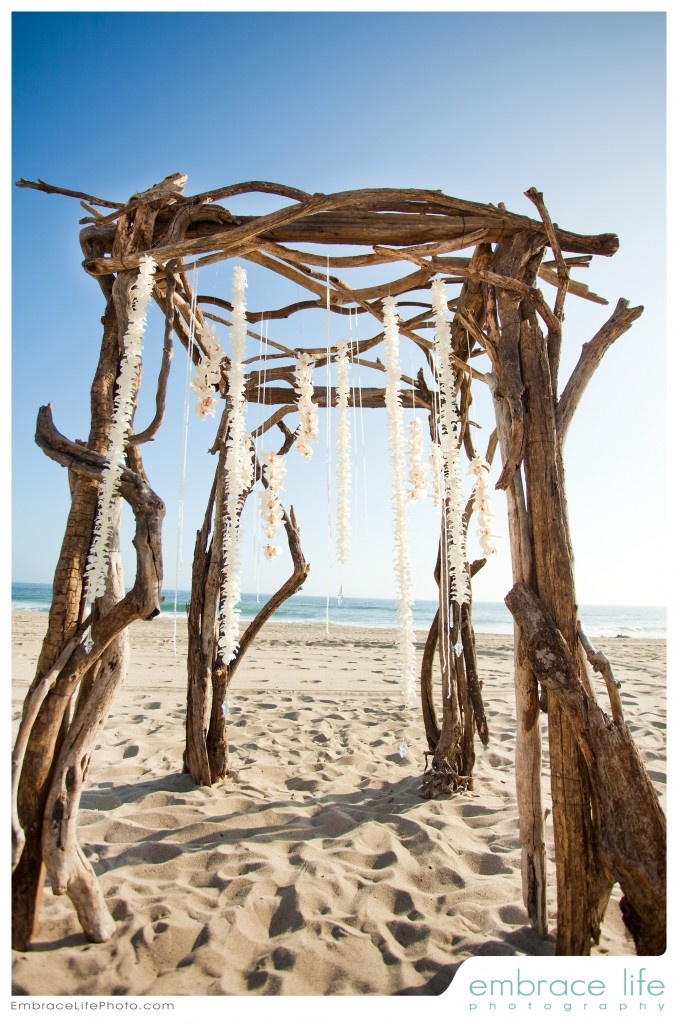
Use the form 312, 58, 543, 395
11, 612, 666, 996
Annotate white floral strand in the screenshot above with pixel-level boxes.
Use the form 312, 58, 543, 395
85, 255, 157, 601
429, 441, 444, 508
218, 267, 250, 663
336, 338, 352, 563
293, 352, 319, 460
382, 297, 417, 706
260, 450, 286, 561
468, 455, 498, 556
190, 321, 224, 419
407, 418, 429, 502
431, 277, 470, 606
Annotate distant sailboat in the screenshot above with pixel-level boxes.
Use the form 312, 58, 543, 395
337, 585, 344, 606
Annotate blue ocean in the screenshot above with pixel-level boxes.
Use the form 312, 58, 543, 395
11, 582, 666, 639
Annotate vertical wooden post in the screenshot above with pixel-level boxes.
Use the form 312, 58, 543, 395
490, 231, 612, 953
490, 374, 547, 936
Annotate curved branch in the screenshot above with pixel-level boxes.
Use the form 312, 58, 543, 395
128, 261, 178, 445
231, 505, 310, 677
556, 298, 644, 442
11, 622, 90, 871
16, 177, 123, 209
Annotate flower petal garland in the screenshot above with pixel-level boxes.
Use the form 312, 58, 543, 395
191, 321, 224, 419
431, 277, 470, 607
336, 338, 352, 564
260, 450, 286, 561
218, 266, 251, 663
429, 441, 444, 508
407, 418, 429, 502
293, 352, 319, 460
468, 455, 498, 556
382, 297, 417, 706
85, 255, 157, 601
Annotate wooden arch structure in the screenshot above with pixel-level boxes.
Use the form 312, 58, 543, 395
12, 173, 665, 960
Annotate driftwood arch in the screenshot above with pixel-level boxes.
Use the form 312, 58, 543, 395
12, 173, 665, 960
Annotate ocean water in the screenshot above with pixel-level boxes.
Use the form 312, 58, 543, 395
11, 582, 667, 638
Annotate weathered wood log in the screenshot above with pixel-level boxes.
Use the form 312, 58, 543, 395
185, 418, 311, 786
556, 297, 644, 443
42, 518, 129, 943
505, 583, 666, 955
489, 369, 547, 938
78, 195, 620, 275
517, 301, 612, 956
185, 477, 219, 786
11, 289, 126, 950
13, 411, 164, 946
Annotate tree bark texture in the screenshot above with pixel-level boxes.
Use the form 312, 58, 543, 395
490, 374, 547, 938
185, 432, 311, 787
506, 583, 666, 955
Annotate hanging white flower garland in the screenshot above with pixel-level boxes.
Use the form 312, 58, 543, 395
429, 440, 444, 508
218, 266, 252, 664
260, 450, 286, 561
407, 418, 429, 502
431, 277, 470, 607
191, 320, 224, 419
335, 338, 352, 564
293, 352, 319, 460
468, 456, 498, 556
382, 297, 417, 706
85, 255, 157, 602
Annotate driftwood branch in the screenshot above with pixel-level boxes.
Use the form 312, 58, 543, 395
556, 297, 644, 441
11, 623, 90, 870
525, 187, 569, 395
232, 505, 310, 677
127, 261, 178, 445
16, 177, 123, 209
577, 623, 624, 725
505, 582, 666, 955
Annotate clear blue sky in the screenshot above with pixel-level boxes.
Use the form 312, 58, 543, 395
9, 6, 667, 607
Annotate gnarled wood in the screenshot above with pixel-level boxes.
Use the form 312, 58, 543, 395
506, 583, 666, 955
15, 173, 650, 963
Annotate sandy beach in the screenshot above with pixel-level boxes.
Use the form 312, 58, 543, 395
11, 612, 666, 996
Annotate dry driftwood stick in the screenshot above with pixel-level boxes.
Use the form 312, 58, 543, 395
231, 505, 309, 679
206, 503, 309, 783
525, 187, 570, 323
556, 297, 644, 442
518, 303, 611, 955
42, 529, 129, 945
186, 179, 312, 207
128, 261, 178, 445
16, 177, 123, 209
538, 265, 607, 305
525, 187, 570, 397
185, 460, 221, 786
506, 582, 666, 955
488, 365, 547, 938
11, 623, 90, 870
577, 623, 624, 725
420, 608, 441, 753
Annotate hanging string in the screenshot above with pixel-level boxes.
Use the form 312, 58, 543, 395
354, 306, 369, 535
173, 268, 199, 654
253, 316, 267, 605
349, 307, 360, 526
325, 257, 333, 635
